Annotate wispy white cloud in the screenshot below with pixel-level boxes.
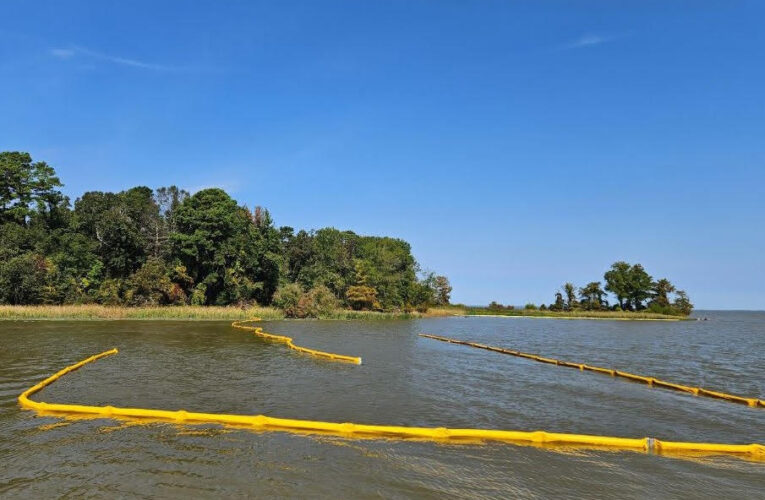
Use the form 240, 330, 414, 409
49, 45, 182, 71
559, 34, 620, 51
50, 48, 75, 59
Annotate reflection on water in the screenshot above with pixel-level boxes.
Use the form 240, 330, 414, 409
1, 312, 764, 498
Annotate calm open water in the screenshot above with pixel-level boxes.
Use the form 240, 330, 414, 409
1, 312, 764, 498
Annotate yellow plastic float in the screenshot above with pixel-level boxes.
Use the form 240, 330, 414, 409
232, 319, 361, 364
420, 333, 765, 408
16, 320, 765, 460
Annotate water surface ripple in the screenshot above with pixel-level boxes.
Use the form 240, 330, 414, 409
1, 312, 763, 498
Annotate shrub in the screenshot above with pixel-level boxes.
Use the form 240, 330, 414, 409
190, 283, 207, 306
346, 285, 378, 311
673, 290, 694, 316
168, 284, 187, 305
273, 284, 339, 318
273, 283, 304, 317
96, 278, 123, 305
0, 253, 54, 305
488, 301, 514, 311
524, 303, 537, 310
125, 258, 173, 306
308, 285, 338, 316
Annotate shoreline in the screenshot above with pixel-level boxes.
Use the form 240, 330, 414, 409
0, 305, 689, 321
460, 313, 689, 321
0, 305, 446, 321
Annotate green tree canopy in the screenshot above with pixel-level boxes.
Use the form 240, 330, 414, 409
563, 282, 579, 310
579, 281, 608, 310
0, 152, 446, 311
651, 278, 676, 308
604, 261, 655, 310
604, 261, 631, 310
73, 188, 159, 278
434, 275, 452, 305
0, 152, 63, 225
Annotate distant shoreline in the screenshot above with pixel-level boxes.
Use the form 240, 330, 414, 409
460, 307, 690, 321
0, 305, 689, 321
460, 313, 688, 321
0, 305, 451, 321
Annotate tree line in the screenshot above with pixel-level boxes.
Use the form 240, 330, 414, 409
0, 152, 451, 315
529, 262, 693, 315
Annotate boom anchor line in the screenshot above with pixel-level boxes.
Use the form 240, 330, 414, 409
15, 321, 765, 460
419, 333, 765, 409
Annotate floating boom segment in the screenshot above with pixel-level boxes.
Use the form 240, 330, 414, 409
18, 346, 765, 460
232, 319, 361, 364
420, 333, 764, 408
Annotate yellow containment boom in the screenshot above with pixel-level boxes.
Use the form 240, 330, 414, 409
232, 319, 361, 364
17, 347, 765, 460
420, 334, 765, 409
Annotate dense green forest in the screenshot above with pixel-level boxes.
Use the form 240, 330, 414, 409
0, 152, 451, 316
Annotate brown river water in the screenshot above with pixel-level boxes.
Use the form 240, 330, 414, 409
1, 312, 764, 498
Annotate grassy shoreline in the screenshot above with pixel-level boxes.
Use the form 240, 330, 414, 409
461, 307, 689, 321
0, 304, 687, 321
0, 305, 459, 321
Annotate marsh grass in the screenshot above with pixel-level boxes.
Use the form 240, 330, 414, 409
0, 305, 285, 321
317, 310, 418, 320
0, 305, 443, 321
420, 306, 468, 317
0, 304, 686, 321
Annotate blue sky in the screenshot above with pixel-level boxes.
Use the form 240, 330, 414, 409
1, 1, 763, 309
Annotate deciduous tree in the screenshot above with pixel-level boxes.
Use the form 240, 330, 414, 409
0, 152, 63, 224
579, 281, 608, 310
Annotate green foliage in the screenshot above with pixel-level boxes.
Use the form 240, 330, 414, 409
604, 262, 654, 310
604, 261, 631, 310
651, 278, 676, 308
125, 258, 174, 306
293, 285, 339, 318
73, 188, 159, 278
408, 279, 436, 313
627, 264, 653, 310
346, 285, 379, 311
550, 292, 565, 311
171, 191, 281, 305
434, 275, 452, 305
272, 284, 338, 318
95, 278, 123, 305
465, 306, 689, 320
0, 222, 38, 260
559, 262, 694, 316
306, 285, 339, 316
272, 283, 303, 316
673, 290, 694, 316
281, 227, 436, 311
524, 303, 537, 310
0, 152, 63, 224
0, 152, 448, 312
190, 283, 208, 306
563, 282, 579, 310
0, 253, 54, 304
579, 281, 608, 310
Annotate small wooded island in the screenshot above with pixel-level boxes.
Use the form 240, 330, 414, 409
0, 152, 691, 320
472, 261, 694, 319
